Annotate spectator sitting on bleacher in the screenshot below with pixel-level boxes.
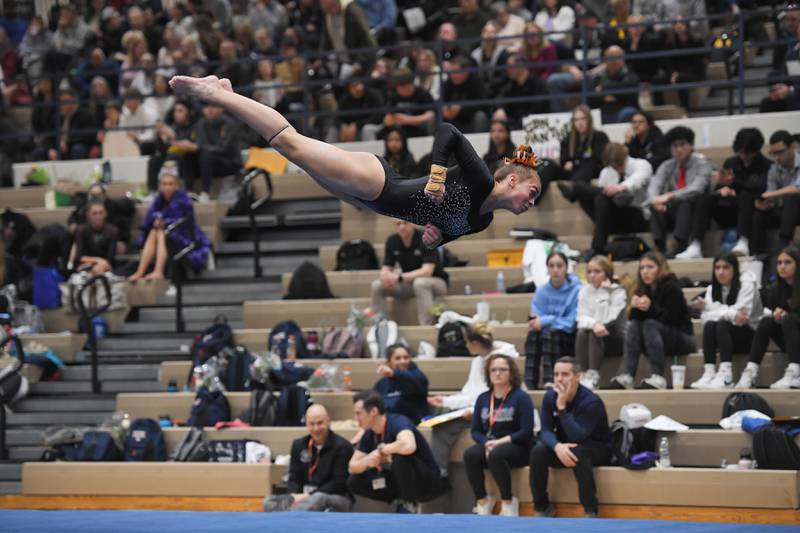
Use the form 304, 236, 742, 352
759, 73, 800, 113
551, 105, 609, 185
75, 47, 120, 98
652, 19, 707, 111
622, 16, 662, 84
600, 0, 632, 50
18, 15, 51, 83
214, 39, 254, 96
471, 22, 510, 96
373, 343, 430, 425
525, 251, 582, 389
370, 220, 448, 326
523, 22, 559, 82
647, 126, 712, 259
751, 130, 800, 256
347, 390, 445, 514
590, 45, 640, 124
413, 49, 442, 102
441, 56, 491, 134
492, 1, 526, 51
530, 356, 612, 519
120, 88, 157, 156
32, 87, 97, 161
737, 246, 800, 389
47, 4, 91, 76
427, 322, 520, 477
451, 0, 491, 42
30, 77, 58, 159
771, 4, 800, 72
496, 52, 550, 130
263, 404, 354, 513
125, 5, 163, 56
150, 74, 176, 123
88, 77, 114, 129
148, 99, 199, 194
119, 31, 151, 94
690, 253, 763, 390
384, 67, 436, 140
68, 182, 134, 254
696, 128, 772, 257
575, 255, 630, 390
624, 111, 670, 179
382, 127, 419, 177
128, 163, 210, 281
319, 0, 377, 78
611, 251, 696, 390
192, 101, 243, 201
562, 142, 652, 260
533, 0, 575, 45
464, 353, 533, 516
68, 200, 118, 276
438, 23, 465, 62
483, 119, 516, 174
337, 75, 384, 143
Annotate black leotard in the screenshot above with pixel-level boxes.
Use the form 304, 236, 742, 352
361, 123, 495, 244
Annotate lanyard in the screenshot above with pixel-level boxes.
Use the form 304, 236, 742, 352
489, 391, 509, 431
373, 417, 388, 449
307, 438, 321, 478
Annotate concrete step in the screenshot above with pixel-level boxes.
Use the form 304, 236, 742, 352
97, 337, 193, 352
0, 463, 22, 480
29, 380, 163, 395
0, 481, 22, 494
114, 321, 243, 335
59, 364, 160, 381
9, 446, 45, 461
219, 214, 278, 230
74, 350, 189, 364
214, 254, 315, 272
157, 283, 281, 306
6, 429, 45, 447
216, 238, 340, 256
6, 411, 108, 426
138, 305, 243, 323
13, 396, 116, 413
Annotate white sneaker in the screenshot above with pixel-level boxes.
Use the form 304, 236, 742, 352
770, 364, 800, 389
675, 240, 703, 259
690, 364, 716, 389
731, 237, 750, 256
499, 497, 519, 517
580, 369, 600, 390
198, 191, 210, 203
474, 495, 496, 515
641, 374, 667, 389
610, 373, 633, 389
735, 364, 759, 389
708, 366, 734, 389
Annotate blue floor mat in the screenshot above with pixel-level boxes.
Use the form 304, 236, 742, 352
1, 510, 797, 533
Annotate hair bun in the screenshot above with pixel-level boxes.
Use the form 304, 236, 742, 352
504, 144, 539, 169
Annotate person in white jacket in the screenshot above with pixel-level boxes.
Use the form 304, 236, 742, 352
575, 255, 630, 389
533, 0, 576, 45
426, 322, 520, 476
690, 253, 763, 389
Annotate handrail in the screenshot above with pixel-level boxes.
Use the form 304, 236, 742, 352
75, 274, 112, 394
165, 216, 195, 333
242, 168, 273, 279
0, 332, 25, 460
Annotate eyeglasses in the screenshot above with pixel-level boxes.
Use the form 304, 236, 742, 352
490, 367, 510, 373
769, 147, 789, 157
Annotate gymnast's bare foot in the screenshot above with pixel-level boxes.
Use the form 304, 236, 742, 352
169, 75, 233, 102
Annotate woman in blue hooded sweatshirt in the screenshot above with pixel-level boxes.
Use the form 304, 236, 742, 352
524, 251, 583, 389
373, 343, 430, 424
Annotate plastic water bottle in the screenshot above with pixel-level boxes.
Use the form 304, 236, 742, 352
287, 334, 297, 360
496, 271, 505, 293
306, 331, 319, 356
464, 284, 472, 296
342, 367, 353, 391
659, 437, 672, 468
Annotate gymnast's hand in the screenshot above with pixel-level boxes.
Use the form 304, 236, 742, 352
422, 224, 443, 249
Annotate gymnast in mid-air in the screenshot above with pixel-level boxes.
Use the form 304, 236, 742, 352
169, 75, 542, 248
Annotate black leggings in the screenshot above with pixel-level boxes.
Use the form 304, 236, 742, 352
346, 454, 444, 505
748, 314, 800, 365
702, 320, 754, 364
463, 442, 530, 501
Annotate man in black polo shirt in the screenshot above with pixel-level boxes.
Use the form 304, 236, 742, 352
383, 68, 436, 140
347, 390, 445, 513
370, 220, 448, 325
263, 405, 354, 512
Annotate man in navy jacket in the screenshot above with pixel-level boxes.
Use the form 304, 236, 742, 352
529, 357, 612, 518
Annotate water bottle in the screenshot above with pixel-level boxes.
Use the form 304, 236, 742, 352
496, 271, 505, 293
287, 334, 298, 360
167, 380, 178, 393
342, 366, 353, 391
464, 284, 472, 296
659, 437, 671, 468
306, 330, 319, 356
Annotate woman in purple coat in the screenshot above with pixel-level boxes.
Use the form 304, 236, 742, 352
128, 162, 210, 281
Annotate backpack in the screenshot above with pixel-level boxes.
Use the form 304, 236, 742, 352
188, 318, 234, 386
335, 240, 379, 271
605, 236, 650, 261
220, 346, 252, 392
76, 431, 123, 461
208, 439, 252, 463
320, 327, 366, 358
245, 387, 278, 426
610, 420, 658, 470
268, 320, 308, 359
124, 418, 167, 461
32, 266, 63, 309
169, 427, 209, 462
721, 392, 775, 419
367, 318, 404, 359
187, 387, 231, 427
275, 384, 310, 426
436, 321, 470, 357
0, 344, 28, 406
284, 261, 335, 300
752, 424, 800, 470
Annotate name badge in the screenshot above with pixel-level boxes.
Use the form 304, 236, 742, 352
372, 477, 387, 490
303, 484, 318, 495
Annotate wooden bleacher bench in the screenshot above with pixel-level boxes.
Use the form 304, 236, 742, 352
18, 332, 87, 363
0, 183, 140, 210
40, 307, 129, 335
